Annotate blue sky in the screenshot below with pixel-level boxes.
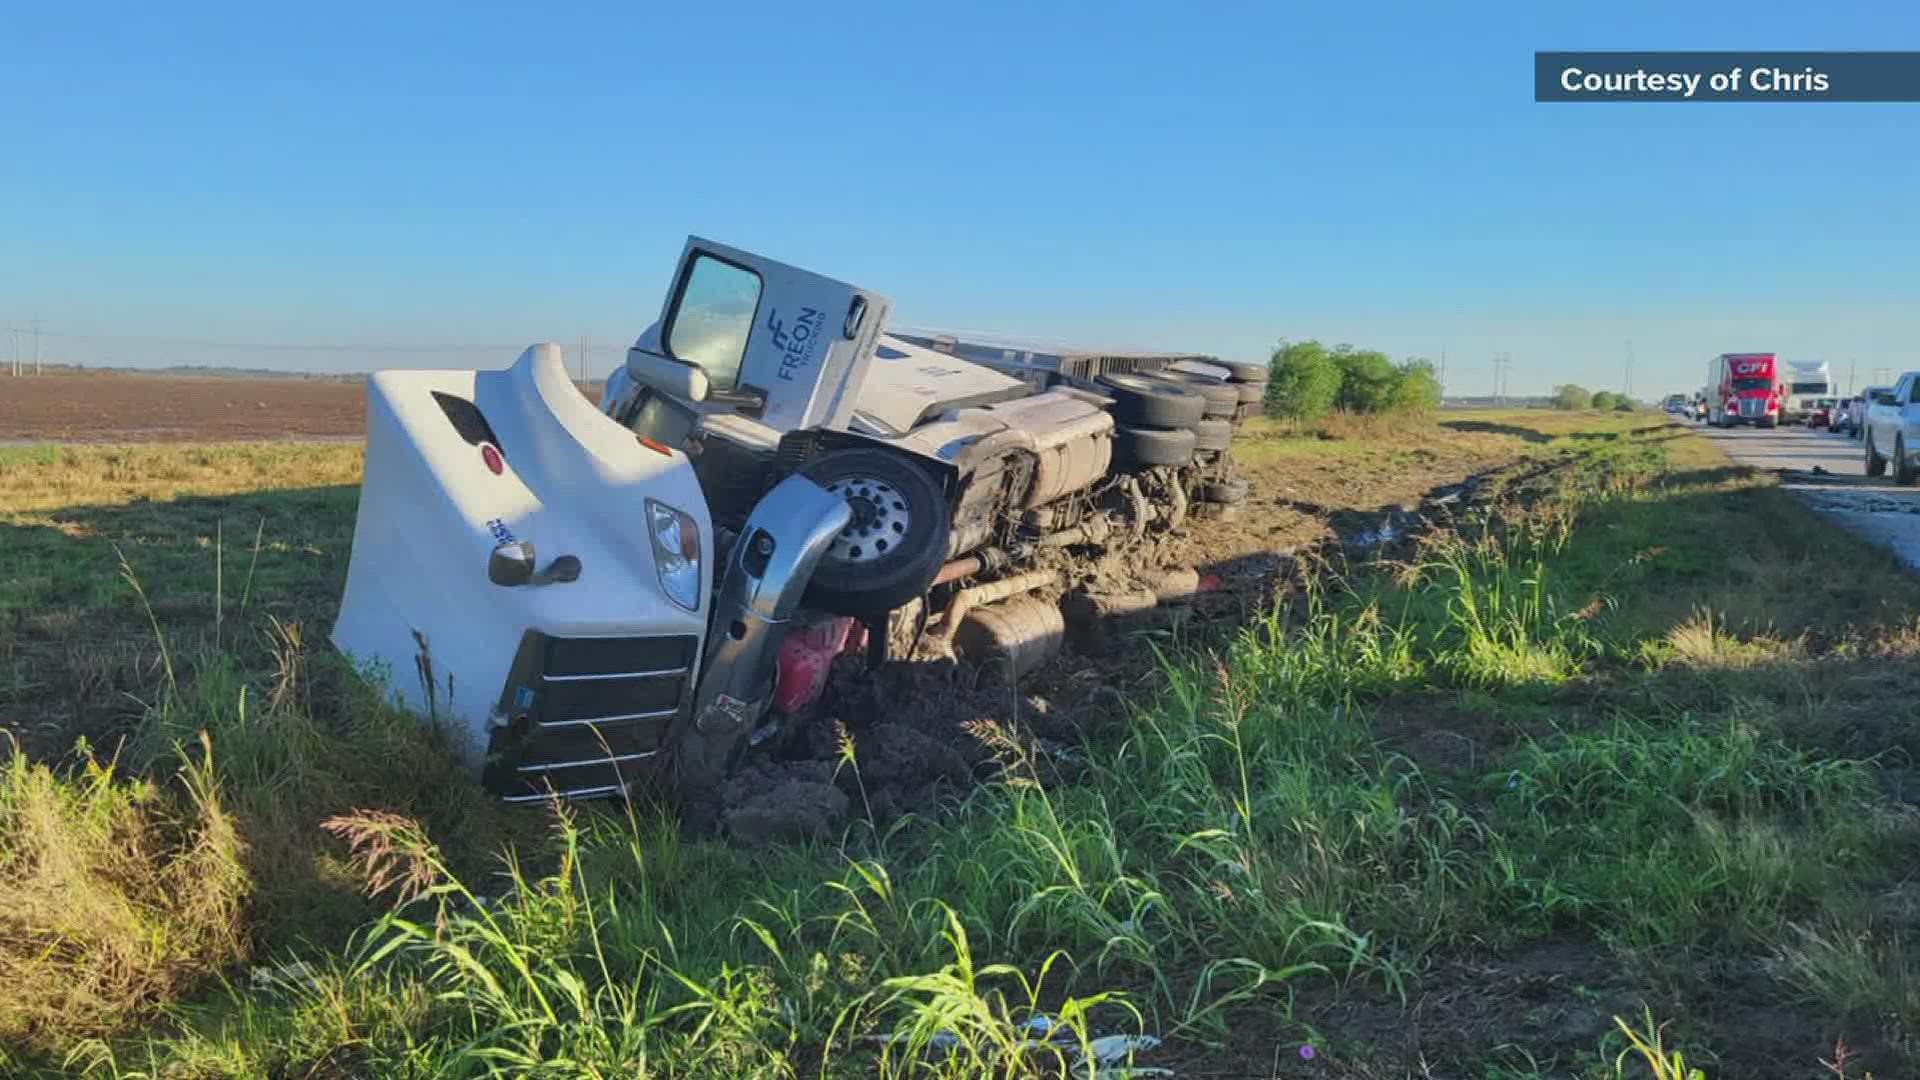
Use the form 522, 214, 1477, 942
2, 1, 1916, 397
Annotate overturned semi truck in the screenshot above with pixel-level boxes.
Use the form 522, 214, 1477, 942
333, 237, 1266, 824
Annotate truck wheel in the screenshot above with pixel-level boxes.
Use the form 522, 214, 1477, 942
1094, 373, 1207, 430
1865, 433, 1887, 477
1201, 477, 1250, 504
1898, 437, 1916, 486
1220, 361, 1270, 383
1114, 425, 1197, 468
1142, 372, 1239, 418
798, 449, 950, 616
1192, 418, 1233, 452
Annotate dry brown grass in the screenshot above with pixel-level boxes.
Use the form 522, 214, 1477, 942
0, 734, 249, 1055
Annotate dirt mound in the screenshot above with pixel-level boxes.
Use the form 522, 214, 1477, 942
711, 456, 1555, 845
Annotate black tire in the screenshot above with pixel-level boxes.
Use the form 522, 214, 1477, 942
1898, 437, 1916, 486
1201, 477, 1250, 504
1094, 373, 1207, 430
1144, 373, 1238, 419
1114, 425, 1196, 468
1220, 361, 1269, 383
1191, 417, 1233, 452
1233, 380, 1267, 405
798, 449, 950, 616
1865, 432, 1887, 477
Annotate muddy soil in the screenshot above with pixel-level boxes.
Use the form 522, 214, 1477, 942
717, 445, 1541, 843
0, 372, 605, 443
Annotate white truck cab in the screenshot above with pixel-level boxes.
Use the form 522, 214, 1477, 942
333, 234, 1260, 820
1863, 372, 1920, 484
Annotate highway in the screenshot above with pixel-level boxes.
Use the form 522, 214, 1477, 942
1700, 420, 1920, 569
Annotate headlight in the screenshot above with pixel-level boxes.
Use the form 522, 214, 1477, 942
646, 500, 703, 611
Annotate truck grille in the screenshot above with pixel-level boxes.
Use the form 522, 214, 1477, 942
485, 632, 697, 801
1739, 398, 1764, 418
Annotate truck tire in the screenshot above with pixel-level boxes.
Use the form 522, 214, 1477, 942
1898, 437, 1916, 486
1201, 477, 1250, 504
1192, 417, 1233, 452
1145, 373, 1238, 419
1221, 361, 1270, 383
1114, 424, 1196, 468
1865, 432, 1887, 477
798, 449, 951, 616
1094, 373, 1207, 430
1234, 380, 1268, 405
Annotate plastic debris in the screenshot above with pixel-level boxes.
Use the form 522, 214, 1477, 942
1077, 1034, 1163, 1066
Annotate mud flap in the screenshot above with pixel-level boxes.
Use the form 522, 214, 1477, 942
670, 475, 852, 832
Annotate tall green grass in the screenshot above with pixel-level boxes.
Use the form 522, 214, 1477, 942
17, 422, 1919, 1075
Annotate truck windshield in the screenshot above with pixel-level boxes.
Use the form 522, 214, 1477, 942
666, 254, 762, 391
1732, 377, 1771, 391
1790, 382, 1829, 394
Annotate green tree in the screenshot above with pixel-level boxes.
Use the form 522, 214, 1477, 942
1553, 385, 1593, 411
1592, 390, 1619, 411
1613, 396, 1637, 412
1385, 359, 1442, 415
1331, 347, 1399, 413
1265, 340, 1343, 425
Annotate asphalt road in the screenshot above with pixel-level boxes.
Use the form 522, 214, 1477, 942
1698, 419, 1920, 569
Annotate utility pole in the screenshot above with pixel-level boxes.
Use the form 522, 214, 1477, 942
31, 314, 41, 375
1848, 358, 1857, 397
1439, 348, 1447, 397
8, 326, 17, 377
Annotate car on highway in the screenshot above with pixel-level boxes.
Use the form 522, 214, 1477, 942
1807, 397, 1837, 428
1863, 374, 1920, 483
1855, 387, 1892, 440
1831, 396, 1862, 436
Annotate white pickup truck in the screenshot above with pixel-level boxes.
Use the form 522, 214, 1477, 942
1863, 372, 1920, 484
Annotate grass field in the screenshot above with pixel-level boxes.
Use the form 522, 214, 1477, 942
4, 411, 1920, 1077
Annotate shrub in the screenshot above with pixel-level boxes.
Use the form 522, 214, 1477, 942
1268, 341, 1443, 421
1553, 385, 1593, 411
1266, 341, 1342, 425
1386, 359, 1442, 415
1331, 346, 1399, 413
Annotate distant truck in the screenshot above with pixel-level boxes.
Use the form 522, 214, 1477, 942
1783, 360, 1833, 424
1704, 352, 1783, 428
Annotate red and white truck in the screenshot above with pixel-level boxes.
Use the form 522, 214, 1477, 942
1704, 352, 1783, 428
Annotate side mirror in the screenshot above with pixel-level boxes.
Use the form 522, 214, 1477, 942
625, 348, 711, 403
489, 541, 536, 587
